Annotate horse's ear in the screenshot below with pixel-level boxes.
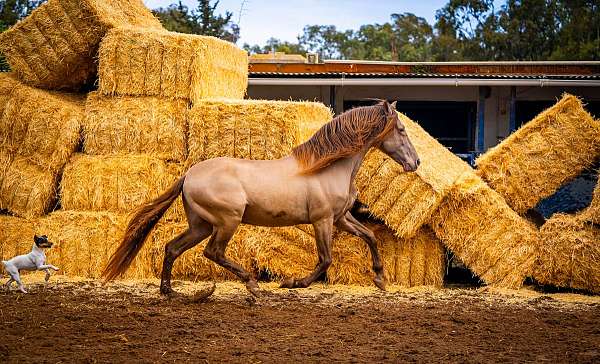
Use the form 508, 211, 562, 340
390, 101, 397, 110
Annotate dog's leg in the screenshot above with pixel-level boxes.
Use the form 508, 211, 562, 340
14, 275, 27, 294
44, 268, 51, 283
5, 278, 14, 290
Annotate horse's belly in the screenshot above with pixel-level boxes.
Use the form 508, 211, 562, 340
241, 203, 309, 227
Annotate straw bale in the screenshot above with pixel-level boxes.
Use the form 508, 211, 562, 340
247, 225, 318, 280
0, 82, 83, 173
0, 158, 58, 218
328, 225, 445, 287
187, 99, 332, 165
534, 214, 599, 293
355, 113, 472, 238
35, 210, 154, 279
0, 0, 162, 90
83, 93, 187, 161
0, 215, 35, 263
98, 27, 248, 102
430, 172, 539, 288
476, 94, 600, 214
60, 154, 181, 213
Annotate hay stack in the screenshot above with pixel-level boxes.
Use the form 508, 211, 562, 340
0, 215, 35, 262
0, 158, 58, 218
534, 214, 599, 293
0, 79, 83, 172
35, 210, 157, 279
328, 225, 445, 287
60, 154, 183, 215
247, 225, 318, 280
187, 99, 332, 165
98, 27, 248, 103
476, 94, 600, 214
430, 173, 539, 288
83, 93, 188, 162
0, 0, 162, 90
356, 113, 472, 238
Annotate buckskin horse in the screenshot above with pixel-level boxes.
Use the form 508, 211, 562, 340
102, 100, 420, 297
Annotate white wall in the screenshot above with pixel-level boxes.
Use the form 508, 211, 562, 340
247, 83, 599, 151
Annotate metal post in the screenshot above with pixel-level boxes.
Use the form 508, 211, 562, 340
477, 87, 486, 152
509, 86, 517, 133
329, 85, 336, 114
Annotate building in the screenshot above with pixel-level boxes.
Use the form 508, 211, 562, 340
248, 59, 600, 156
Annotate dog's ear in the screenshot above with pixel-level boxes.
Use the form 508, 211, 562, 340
34, 234, 39, 242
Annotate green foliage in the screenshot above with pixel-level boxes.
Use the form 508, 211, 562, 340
0, 0, 46, 72
244, 1, 598, 61
153, 0, 239, 43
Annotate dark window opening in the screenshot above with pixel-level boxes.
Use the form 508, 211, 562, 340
344, 100, 477, 154
515, 99, 600, 129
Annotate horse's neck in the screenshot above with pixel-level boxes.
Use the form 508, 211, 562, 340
329, 147, 370, 186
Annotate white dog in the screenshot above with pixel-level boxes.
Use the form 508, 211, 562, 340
2, 235, 59, 293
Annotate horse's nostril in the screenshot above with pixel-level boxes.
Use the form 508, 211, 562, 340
416, 158, 421, 166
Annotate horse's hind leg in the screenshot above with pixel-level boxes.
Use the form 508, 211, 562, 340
335, 212, 386, 290
203, 222, 260, 296
280, 217, 333, 289
160, 221, 212, 295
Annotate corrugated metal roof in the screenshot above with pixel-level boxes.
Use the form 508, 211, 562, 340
249, 71, 600, 80
248, 60, 600, 80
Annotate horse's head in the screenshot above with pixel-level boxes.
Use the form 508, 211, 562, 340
378, 101, 420, 172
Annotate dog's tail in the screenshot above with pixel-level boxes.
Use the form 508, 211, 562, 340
101, 176, 186, 282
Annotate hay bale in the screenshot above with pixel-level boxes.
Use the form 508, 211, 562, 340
83, 93, 187, 162
534, 214, 599, 293
430, 173, 539, 288
0, 80, 83, 173
329, 225, 445, 287
248, 225, 318, 280
60, 154, 182, 214
187, 99, 332, 165
0, 215, 35, 262
35, 210, 156, 279
0, 0, 162, 90
355, 113, 472, 238
0, 157, 58, 218
476, 94, 600, 214
98, 27, 248, 103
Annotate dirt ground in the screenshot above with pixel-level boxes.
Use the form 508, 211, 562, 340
1, 275, 599, 363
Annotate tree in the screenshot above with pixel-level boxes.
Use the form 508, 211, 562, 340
391, 13, 433, 61
153, 0, 239, 43
0, 0, 46, 71
243, 37, 306, 55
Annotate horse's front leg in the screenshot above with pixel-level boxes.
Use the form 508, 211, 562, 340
335, 212, 386, 291
281, 217, 333, 289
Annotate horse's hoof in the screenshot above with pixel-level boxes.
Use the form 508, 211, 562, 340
279, 278, 295, 289
246, 280, 261, 298
160, 285, 173, 295
374, 278, 387, 291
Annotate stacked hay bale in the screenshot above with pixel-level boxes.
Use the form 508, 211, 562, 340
533, 177, 599, 293
429, 173, 539, 288
0, 0, 163, 90
0, 74, 83, 218
98, 27, 248, 102
476, 94, 600, 214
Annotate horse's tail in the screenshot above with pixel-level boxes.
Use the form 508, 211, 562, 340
102, 176, 186, 282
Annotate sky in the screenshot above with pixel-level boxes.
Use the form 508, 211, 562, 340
143, 0, 452, 46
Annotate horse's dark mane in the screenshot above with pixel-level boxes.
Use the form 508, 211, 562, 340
292, 102, 395, 174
